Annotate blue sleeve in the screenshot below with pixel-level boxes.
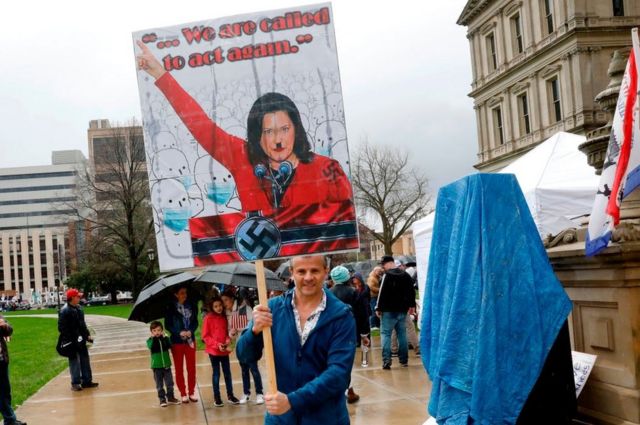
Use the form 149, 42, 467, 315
235, 321, 264, 364
287, 311, 356, 415
164, 306, 182, 336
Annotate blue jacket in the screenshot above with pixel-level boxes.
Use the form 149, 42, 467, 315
164, 299, 199, 345
236, 288, 356, 425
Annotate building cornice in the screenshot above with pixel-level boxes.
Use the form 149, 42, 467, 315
457, 0, 494, 26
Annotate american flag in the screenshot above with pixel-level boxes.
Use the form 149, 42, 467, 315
586, 28, 640, 256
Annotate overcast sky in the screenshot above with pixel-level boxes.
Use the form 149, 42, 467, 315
0, 0, 476, 194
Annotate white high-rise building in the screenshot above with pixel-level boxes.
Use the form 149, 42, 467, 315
0, 150, 87, 303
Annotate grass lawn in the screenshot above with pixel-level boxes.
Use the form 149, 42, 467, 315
5, 317, 68, 408
3, 304, 134, 319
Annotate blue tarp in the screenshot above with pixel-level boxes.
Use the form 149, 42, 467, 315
420, 174, 572, 425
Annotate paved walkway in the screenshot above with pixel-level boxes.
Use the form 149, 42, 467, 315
16, 316, 431, 424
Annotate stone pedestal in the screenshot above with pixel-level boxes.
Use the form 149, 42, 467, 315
548, 238, 640, 425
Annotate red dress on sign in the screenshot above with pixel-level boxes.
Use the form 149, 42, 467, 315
154, 73, 358, 264
155, 73, 354, 214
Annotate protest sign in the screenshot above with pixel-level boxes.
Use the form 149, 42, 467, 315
572, 351, 597, 398
133, 3, 358, 271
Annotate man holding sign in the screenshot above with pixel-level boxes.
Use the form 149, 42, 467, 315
236, 255, 355, 424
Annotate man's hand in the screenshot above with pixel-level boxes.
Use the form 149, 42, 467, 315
252, 304, 272, 335
375, 310, 382, 319
264, 391, 291, 415
362, 336, 370, 347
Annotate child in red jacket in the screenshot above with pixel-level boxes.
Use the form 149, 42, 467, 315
202, 296, 240, 407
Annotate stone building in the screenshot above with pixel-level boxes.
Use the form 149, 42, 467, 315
458, 0, 640, 171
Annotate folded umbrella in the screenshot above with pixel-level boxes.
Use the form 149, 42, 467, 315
128, 272, 201, 322
195, 262, 288, 292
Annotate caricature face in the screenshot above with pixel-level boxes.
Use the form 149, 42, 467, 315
152, 148, 190, 186
260, 111, 297, 165
152, 179, 192, 233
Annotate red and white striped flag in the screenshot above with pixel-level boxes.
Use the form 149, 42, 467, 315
586, 28, 640, 256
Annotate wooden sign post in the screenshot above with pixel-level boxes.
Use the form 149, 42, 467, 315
255, 259, 278, 394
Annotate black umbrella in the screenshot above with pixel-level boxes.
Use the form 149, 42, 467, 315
128, 272, 200, 323
195, 262, 288, 292
275, 261, 291, 280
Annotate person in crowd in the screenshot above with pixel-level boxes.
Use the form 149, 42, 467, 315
0, 316, 26, 425
58, 288, 98, 391
229, 293, 264, 405
164, 286, 198, 403
329, 265, 369, 404
237, 255, 355, 424
375, 256, 416, 370
350, 271, 372, 348
202, 297, 240, 407
147, 321, 181, 407
367, 266, 384, 330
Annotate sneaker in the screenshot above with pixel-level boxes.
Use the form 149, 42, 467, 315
228, 395, 240, 405
160, 399, 168, 407
214, 397, 224, 407
347, 387, 360, 404
7, 421, 27, 425
371, 326, 379, 331
391, 352, 399, 357
382, 362, 391, 370
401, 362, 409, 368
188, 394, 198, 403
238, 394, 250, 405
255, 394, 265, 405
82, 382, 99, 389
181, 396, 189, 403
71, 384, 83, 391
167, 396, 181, 405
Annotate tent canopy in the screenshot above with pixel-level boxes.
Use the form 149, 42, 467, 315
413, 132, 598, 318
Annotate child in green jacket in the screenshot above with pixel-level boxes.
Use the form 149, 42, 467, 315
147, 321, 181, 407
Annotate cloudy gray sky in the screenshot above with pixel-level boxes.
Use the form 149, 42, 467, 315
0, 0, 476, 193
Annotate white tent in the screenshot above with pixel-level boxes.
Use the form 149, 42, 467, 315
501, 131, 600, 238
413, 132, 600, 318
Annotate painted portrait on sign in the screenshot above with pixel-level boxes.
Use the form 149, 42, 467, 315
134, 3, 358, 270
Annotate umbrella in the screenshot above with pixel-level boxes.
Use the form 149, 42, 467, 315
128, 272, 200, 322
195, 262, 288, 292
275, 261, 291, 280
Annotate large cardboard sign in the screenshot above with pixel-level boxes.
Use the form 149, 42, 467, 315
133, 3, 358, 271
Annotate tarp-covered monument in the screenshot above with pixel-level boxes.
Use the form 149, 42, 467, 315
420, 174, 574, 424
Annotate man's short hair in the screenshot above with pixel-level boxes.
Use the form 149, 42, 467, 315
380, 255, 395, 265
149, 320, 163, 331
290, 255, 327, 270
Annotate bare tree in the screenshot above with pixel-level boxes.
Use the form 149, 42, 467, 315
352, 141, 432, 255
73, 119, 156, 299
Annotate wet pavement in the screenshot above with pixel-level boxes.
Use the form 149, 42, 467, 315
17, 316, 431, 424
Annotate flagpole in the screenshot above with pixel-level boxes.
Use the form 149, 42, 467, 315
255, 259, 278, 394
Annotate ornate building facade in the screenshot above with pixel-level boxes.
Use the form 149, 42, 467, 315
458, 0, 640, 171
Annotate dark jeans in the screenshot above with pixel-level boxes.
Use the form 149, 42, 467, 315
209, 355, 234, 399
153, 367, 175, 401
370, 298, 380, 328
68, 344, 93, 385
381, 312, 408, 365
0, 362, 16, 423
240, 360, 263, 396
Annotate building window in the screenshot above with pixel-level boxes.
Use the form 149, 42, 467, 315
518, 93, 531, 135
544, 0, 554, 35
492, 107, 505, 145
548, 77, 562, 123
486, 33, 498, 72
511, 14, 524, 54
613, 0, 625, 16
